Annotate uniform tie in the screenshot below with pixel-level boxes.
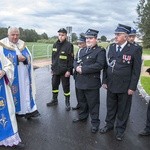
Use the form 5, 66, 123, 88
117, 45, 121, 56
86, 47, 90, 53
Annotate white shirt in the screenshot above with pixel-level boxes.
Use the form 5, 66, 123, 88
116, 41, 127, 52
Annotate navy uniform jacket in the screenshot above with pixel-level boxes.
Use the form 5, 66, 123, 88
133, 42, 143, 55
51, 39, 74, 75
74, 45, 106, 89
103, 42, 142, 93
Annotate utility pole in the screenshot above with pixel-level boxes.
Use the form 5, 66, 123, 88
66, 26, 72, 42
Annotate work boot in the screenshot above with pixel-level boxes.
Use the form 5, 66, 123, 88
65, 96, 71, 111
47, 93, 58, 106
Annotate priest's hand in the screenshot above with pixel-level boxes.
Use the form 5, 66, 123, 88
0, 70, 5, 79
18, 54, 26, 62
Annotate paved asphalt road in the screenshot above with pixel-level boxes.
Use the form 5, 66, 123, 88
1, 66, 150, 150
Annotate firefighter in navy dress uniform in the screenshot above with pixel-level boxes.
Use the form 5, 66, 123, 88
128, 28, 143, 55
46, 28, 74, 111
99, 24, 142, 141
72, 34, 86, 110
73, 29, 106, 133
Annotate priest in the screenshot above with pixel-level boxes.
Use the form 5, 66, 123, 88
0, 46, 24, 147
0, 27, 40, 119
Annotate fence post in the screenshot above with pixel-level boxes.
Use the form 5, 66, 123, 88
32, 45, 34, 60
47, 44, 50, 58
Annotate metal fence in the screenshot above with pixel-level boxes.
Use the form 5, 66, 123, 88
27, 43, 79, 60
27, 44, 52, 60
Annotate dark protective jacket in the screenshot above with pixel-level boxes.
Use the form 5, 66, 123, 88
51, 39, 74, 75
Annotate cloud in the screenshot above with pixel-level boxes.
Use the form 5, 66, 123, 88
0, 0, 139, 39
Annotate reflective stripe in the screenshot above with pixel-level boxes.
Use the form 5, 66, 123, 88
52, 90, 59, 93
64, 92, 70, 96
59, 55, 67, 60
53, 48, 57, 52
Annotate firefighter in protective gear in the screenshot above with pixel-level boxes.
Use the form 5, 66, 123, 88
46, 28, 74, 111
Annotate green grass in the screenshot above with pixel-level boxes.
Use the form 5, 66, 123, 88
143, 49, 150, 55
25, 42, 113, 60
73, 45, 79, 54
144, 60, 150, 66
26, 42, 150, 60
26, 42, 81, 58
26, 42, 53, 59
141, 76, 150, 95
99, 42, 109, 48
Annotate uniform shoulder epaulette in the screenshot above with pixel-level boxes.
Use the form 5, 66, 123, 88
134, 43, 139, 47
99, 45, 104, 49
98, 46, 106, 51
110, 43, 116, 47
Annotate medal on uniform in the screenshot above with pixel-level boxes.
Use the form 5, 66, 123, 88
127, 55, 131, 64
123, 55, 131, 64
123, 55, 126, 63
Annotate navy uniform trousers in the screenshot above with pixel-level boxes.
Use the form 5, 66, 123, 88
77, 88, 100, 128
105, 90, 132, 134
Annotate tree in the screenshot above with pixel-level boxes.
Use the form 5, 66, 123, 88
40, 32, 49, 40
0, 27, 7, 39
72, 33, 78, 42
0, 27, 50, 42
48, 36, 58, 43
101, 35, 107, 42
136, 0, 150, 48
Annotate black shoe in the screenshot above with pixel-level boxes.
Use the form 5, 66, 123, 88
91, 126, 98, 133
73, 118, 87, 123
25, 110, 40, 120
65, 97, 70, 111
16, 114, 25, 118
99, 126, 113, 134
46, 99, 58, 106
116, 132, 124, 141
72, 105, 80, 110
12, 142, 25, 149
139, 129, 150, 136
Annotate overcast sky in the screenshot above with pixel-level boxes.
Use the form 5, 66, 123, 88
0, 0, 140, 39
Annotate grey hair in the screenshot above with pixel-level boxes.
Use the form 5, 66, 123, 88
8, 27, 20, 35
